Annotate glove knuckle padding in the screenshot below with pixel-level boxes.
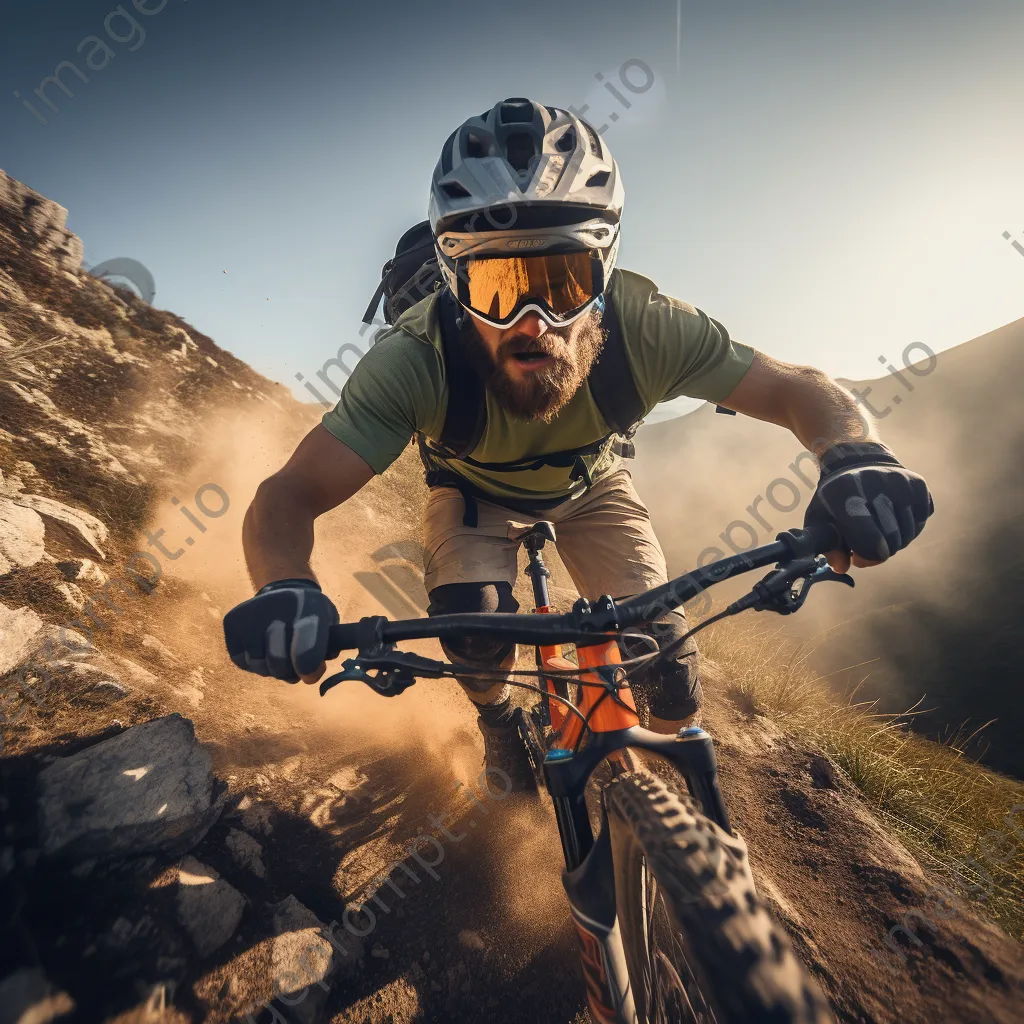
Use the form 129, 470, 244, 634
222, 585, 338, 682
805, 443, 934, 562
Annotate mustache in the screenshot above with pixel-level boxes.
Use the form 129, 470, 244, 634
497, 331, 572, 360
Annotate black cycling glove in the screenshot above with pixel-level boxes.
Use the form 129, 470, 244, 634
804, 441, 934, 563
223, 579, 339, 682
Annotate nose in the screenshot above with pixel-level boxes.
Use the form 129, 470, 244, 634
512, 312, 548, 339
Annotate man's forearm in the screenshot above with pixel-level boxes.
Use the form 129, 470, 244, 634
242, 478, 319, 591
782, 367, 882, 458
722, 354, 883, 459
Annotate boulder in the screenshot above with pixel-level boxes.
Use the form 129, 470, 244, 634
0, 499, 45, 575
0, 967, 74, 1024
8, 493, 107, 560
37, 713, 226, 861
270, 896, 342, 1024
0, 170, 84, 272
176, 856, 246, 956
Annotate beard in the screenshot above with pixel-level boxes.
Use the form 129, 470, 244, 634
458, 308, 606, 423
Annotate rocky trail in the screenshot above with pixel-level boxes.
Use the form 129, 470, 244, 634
2, 169, 1022, 1023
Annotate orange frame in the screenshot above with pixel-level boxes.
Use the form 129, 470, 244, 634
535, 604, 640, 750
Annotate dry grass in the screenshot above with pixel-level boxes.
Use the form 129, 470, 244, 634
697, 614, 1024, 941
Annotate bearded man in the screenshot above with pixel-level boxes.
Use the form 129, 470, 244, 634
224, 98, 933, 789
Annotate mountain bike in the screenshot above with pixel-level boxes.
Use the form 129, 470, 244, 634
318, 523, 852, 1023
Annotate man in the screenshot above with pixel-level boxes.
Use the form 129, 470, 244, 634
224, 98, 933, 789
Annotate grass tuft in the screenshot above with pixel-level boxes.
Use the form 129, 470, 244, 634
697, 614, 1024, 941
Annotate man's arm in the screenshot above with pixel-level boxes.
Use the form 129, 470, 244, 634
718, 352, 930, 572
718, 351, 877, 457
243, 424, 376, 591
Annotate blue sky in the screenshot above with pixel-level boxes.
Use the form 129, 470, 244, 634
3, 0, 1023, 422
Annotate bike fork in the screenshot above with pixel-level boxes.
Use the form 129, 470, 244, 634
569, 907, 636, 1024
561, 816, 638, 1024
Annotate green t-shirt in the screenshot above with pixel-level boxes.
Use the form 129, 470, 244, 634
322, 268, 755, 501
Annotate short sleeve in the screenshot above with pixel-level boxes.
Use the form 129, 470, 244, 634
610, 270, 756, 408
320, 330, 445, 474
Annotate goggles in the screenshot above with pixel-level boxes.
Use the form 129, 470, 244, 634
438, 248, 606, 328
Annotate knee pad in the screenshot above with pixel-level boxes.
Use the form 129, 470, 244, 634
621, 608, 703, 720
427, 582, 519, 668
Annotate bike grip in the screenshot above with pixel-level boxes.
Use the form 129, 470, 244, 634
327, 622, 362, 658
805, 521, 845, 554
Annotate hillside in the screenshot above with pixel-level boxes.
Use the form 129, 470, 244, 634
632, 319, 1024, 778
1, 169, 1022, 1023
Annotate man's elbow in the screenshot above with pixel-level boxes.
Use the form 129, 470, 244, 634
246, 472, 313, 528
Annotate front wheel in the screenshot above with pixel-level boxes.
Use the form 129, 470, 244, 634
604, 770, 835, 1024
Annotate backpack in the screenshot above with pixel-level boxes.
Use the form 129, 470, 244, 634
361, 221, 647, 525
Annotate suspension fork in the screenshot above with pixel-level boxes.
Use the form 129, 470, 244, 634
522, 524, 639, 1024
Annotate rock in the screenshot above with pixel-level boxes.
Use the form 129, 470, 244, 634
0, 967, 75, 1024
457, 929, 486, 951
325, 766, 368, 793
233, 795, 274, 836
54, 581, 85, 610
270, 895, 339, 1024
225, 827, 266, 878
808, 753, 841, 790
0, 170, 84, 272
37, 713, 227, 861
0, 499, 45, 576
55, 558, 108, 586
176, 856, 245, 957
85, 680, 129, 706
0, 601, 45, 675
9, 493, 107, 560
142, 635, 179, 666
111, 656, 158, 686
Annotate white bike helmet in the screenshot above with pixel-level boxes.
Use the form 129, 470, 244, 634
428, 97, 624, 327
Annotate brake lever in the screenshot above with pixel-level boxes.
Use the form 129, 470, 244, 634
319, 649, 447, 697
730, 556, 854, 616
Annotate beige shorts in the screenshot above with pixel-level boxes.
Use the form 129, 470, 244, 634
422, 468, 669, 601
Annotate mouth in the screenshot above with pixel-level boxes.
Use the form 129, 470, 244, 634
507, 350, 557, 372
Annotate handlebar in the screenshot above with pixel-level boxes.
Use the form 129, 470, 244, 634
326, 523, 844, 659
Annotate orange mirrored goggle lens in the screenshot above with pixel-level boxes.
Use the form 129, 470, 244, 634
463, 252, 596, 321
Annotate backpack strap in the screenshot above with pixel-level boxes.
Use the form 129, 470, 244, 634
432, 289, 487, 459
587, 293, 646, 454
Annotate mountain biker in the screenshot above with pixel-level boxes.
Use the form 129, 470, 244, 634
224, 97, 934, 791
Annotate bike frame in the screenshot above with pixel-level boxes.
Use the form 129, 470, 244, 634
314, 521, 846, 1024
523, 526, 731, 1024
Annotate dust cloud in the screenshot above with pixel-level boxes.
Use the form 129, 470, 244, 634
632, 317, 1024, 777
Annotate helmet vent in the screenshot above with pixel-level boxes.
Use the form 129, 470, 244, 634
440, 181, 472, 199
500, 99, 535, 124
586, 170, 610, 188
466, 133, 486, 159
582, 121, 603, 158
556, 129, 576, 153
506, 132, 537, 173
